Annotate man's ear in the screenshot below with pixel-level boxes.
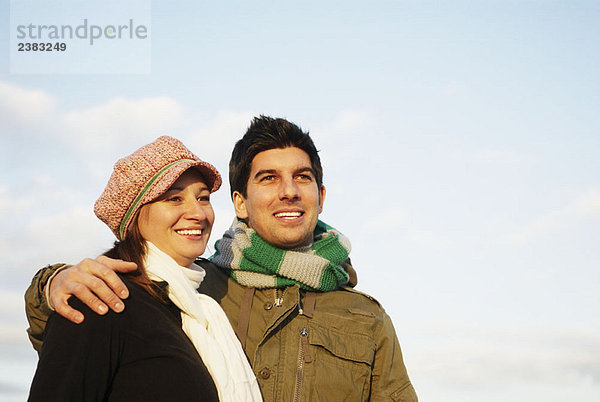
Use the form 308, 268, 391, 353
232, 191, 249, 219
318, 184, 326, 213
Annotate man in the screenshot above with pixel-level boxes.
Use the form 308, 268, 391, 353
25, 116, 418, 401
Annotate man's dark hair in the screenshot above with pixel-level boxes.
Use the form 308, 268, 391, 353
229, 115, 323, 197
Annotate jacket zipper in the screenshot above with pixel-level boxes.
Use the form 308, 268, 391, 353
293, 327, 312, 402
274, 288, 283, 307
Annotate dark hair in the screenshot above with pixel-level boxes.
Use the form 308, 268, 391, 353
229, 115, 323, 197
102, 211, 164, 301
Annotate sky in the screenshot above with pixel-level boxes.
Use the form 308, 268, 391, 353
1, 1, 599, 400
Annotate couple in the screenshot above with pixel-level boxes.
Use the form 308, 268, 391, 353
26, 116, 418, 401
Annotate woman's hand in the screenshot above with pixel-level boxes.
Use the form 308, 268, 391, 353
48, 256, 137, 323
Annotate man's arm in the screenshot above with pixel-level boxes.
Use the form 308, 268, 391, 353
25, 264, 66, 353
371, 312, 418, 401
24, 257, 136, 353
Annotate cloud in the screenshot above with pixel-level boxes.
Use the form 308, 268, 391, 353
507, 188, 600, 244
472, 147, 540, 165
24, 206, 113, 261
0, 204, 113, 281
409, 323, 600, 390
0, 185, 35, 218
61, 96, 185, 153
310, 109, 377, 189
443, 81, 469, 97
567, 190, 600, 218
0, 81, 56, 132
185, 110, 255, 170
363, 208, 407, 233
507, 212, 560, 244
0, 291, 30, 344
329, 109, 373, 135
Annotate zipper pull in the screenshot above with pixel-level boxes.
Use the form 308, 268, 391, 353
274, 289, 283, 307
300, 328, 312, 363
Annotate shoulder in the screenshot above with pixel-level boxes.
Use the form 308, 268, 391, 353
318, 286, 385, 314
61, 275, 159, 327
46, 292, 123, 342
339, 286, 383, 308
311, 287, 390, 333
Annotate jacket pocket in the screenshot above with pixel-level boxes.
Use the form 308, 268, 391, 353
304, 320, 375, 401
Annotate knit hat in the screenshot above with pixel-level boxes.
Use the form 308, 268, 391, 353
94, 136, 222, 240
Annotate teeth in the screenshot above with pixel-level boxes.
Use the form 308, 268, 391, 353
275, 212, 302, 218
176, 229, 202, 236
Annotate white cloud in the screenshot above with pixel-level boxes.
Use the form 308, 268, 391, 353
330, 109, 373, 135
185, 110, 255, 171
363, 208, 407, 233
409, 322, 600, 391
507, 211, 561, 244
567, 190, 600, 218
507, 188, 600, 244
472, 147, 540, 165
442, 81, 469, 97
0, 81, 56, 131
311, 109, 377, 186
0, 185, 35, 218
20, 206, 114, 268
0, 291, 30, 344
405, 229, 439, 245
61, 96, 185, 153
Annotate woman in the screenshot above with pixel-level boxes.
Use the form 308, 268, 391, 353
29, 136, 262, 401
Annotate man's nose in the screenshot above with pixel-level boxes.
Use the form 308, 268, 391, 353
279, 177, 300, 200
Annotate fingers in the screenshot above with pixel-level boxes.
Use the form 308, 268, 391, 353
48, 257, 137, 322
97, 255, 137, 273
95, 256, 136, 299
53, 300, 85, 324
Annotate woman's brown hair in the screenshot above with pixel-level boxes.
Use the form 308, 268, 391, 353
102, 210, 164, 301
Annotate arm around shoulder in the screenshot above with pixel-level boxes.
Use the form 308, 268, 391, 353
25, 264, 71, 354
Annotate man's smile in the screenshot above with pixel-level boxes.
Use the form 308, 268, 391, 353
273, 210, 304, 221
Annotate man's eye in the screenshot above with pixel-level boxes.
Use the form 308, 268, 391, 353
260, 175, 276, 182
297, 174, 313, 181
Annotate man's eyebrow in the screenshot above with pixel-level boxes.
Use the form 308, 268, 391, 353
295, 167, 315, 176
253, 167, 315, 180
253, 169, 277, 180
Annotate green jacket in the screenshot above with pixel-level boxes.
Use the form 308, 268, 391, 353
25, 261, 418, 402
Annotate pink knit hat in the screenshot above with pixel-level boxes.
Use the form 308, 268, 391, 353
94, 136, 222, 240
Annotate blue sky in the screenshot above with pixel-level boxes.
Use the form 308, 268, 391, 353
1, 1, 599, 401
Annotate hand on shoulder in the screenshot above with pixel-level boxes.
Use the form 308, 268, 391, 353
48, 256, 136, 324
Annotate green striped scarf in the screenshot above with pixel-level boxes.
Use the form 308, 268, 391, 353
210, 219, 351, 291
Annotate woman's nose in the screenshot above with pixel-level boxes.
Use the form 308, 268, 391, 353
185, 199, 208, 220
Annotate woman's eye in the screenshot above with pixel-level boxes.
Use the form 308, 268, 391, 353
198, 196, 210, 202
167, 196, 182, 202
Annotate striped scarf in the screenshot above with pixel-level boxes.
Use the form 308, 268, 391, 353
210, 219, 351, 291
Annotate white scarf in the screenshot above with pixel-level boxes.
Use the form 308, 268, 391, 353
144, 242, 262, 402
